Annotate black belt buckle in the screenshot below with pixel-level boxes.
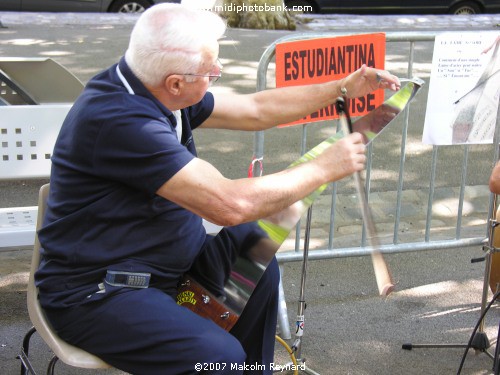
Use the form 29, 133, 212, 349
105, 270, 151, 288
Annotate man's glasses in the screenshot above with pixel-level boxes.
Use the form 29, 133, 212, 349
182, 59, 223, 84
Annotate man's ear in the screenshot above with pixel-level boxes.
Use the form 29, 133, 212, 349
165, 75, 184, 96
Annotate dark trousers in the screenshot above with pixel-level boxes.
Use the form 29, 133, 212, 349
45, 223, 280, 375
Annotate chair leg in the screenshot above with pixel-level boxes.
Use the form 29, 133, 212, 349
19, 326, 38, 375
47, 356, 59, 375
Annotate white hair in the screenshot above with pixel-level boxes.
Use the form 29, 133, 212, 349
125, 3, 226, 87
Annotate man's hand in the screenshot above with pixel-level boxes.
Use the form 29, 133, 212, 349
340, 64, 401, 99
315, 132, 366, 183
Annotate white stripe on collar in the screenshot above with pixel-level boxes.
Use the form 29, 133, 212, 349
173, 110, 183, 142
116, 65, 135, 95
116, 64, 182, 142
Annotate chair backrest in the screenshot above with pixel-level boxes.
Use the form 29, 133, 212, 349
26, 183, 111, 369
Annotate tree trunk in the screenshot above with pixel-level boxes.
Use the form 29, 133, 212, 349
217, 0, 295, 30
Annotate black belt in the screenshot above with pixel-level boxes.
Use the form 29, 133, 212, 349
105, 270, 151, 288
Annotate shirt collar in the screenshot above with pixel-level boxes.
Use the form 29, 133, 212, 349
117, 57, 175, 117
117, 57, 150, 97
116, 57, 183, 137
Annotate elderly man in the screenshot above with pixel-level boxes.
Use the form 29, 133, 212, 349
36, 3, 400, 374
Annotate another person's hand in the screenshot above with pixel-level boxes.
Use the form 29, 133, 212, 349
489, 161, 500, 194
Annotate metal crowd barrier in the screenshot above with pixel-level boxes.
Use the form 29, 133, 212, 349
253, 31, 499, 264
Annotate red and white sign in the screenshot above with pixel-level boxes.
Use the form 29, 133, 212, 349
275, 33, 387, 127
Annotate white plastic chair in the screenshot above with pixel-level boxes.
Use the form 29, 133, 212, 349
19, 184, 112, 374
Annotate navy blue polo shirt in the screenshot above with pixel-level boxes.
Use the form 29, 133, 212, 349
36, 58, 214, 309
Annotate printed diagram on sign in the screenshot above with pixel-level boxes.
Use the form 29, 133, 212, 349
423, 32, 500, 145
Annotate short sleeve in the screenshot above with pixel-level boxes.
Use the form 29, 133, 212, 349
93, 116, 195, 196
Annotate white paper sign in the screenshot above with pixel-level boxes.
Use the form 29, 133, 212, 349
423, 32, 500, 145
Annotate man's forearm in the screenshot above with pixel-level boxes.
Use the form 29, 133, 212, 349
205, 65, 399, 131
205, 79, 342, 131
156, 132, 365, 227
249, 80, 343, 130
